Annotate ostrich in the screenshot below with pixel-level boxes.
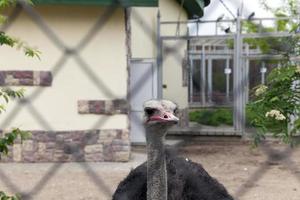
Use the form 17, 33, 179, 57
113, 99, 234, 200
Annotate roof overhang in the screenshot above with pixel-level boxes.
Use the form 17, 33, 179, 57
33, 0, 159, 7
33, 0, 210, 18
176, 0, 210, 19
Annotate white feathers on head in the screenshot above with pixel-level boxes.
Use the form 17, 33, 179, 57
160, 100, 177, 111
143, 99, 177, 112
143, 100, 163, 110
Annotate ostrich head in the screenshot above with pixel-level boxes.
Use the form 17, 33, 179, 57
143, 99, 179, 137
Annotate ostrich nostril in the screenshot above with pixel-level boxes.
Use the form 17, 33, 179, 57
164, 115, 168, 119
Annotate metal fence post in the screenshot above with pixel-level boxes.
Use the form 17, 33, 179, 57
157, 10, 163, 99
201, 44, 206, 105
245, 44, 250, 103
233, 10, 245, 134
189, 56, 194, 103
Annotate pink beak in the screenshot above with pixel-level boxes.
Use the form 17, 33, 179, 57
148, 112, 179, 123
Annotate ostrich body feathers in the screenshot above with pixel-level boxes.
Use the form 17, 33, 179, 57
112, 149, 234, 200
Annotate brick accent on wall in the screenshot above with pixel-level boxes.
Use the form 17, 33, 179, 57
0, 129, 130, 163
78, 99, 128, 115
0, 71, 52, 86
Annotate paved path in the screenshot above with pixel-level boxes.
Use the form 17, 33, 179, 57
1, 142, 300, 200
0, 152, 146, 200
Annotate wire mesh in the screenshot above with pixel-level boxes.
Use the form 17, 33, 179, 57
0, 0, 299, 200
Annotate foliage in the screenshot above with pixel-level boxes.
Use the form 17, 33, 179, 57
225, 0, 300, 58
189, 107, 259, 127
0, 1, 36, 198
0, 88, 24, 113
0, 0, 16, 8
0, 0, 40, 59
259, 0, 298, 17
0, 128, 31, 157
0, 87, 31, 158
242, 22, 299, 57
0, 88, 29, 199
189, 108, 233, 126
242, 0, 300, 145
0, 0, 35, 157
0, 191, 20, 200
247, 65, 300, 145
0, 78, 31, 200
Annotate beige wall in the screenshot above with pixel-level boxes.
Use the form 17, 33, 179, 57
131, 0, 189, 108
0, 1, 189, 132
0, 6, 128, 130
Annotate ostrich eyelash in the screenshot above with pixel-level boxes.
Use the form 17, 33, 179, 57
174, 108, 179, 116
145, 108, 157, 116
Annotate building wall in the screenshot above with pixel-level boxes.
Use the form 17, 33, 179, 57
0, 5, 130, 162
0, 1, 190, 162
131, 0, 189, 109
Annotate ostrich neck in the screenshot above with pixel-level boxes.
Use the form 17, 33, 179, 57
146, 126, 168, 200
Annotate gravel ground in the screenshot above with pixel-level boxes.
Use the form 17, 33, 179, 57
0, 140, 300, 200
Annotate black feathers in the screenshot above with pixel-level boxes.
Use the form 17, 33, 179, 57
112, 150, 234, 200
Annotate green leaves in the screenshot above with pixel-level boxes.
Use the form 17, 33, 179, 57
0, 1, 36, 198
0, 88, 25, 113
0, 15, 7, 24
24, 46, 41, 59
189, 109, 233, 126
0, 0, 33, 8
242, 0, 300, 145
0, 32, 16, 47
1, 88, 25, 99
242, 0, 300, 56
248, 64, 300, 145
0, 191, 21, 200
0, 0, 41, 59
0, 32, 41, 59
0, 87, 29, 156
0, 0, 16, 9
0, 128, 31, 156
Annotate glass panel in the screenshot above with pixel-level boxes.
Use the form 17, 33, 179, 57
246, 60, 279, 132
249, 60, 278, 100
191, 59, 201, 103
211, 59, 233, 105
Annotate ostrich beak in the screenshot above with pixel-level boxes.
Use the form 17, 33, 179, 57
149, 112, 179, 124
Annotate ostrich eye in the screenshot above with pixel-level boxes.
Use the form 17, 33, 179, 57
144, 108, 156, 116
174, 108, 179, 116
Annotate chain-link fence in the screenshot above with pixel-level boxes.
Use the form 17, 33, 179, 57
0, 0, 299, 199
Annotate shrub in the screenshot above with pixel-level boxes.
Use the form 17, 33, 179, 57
189, 107, 261, 128
189, 108, 233, 126
247, 65, 300, 145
